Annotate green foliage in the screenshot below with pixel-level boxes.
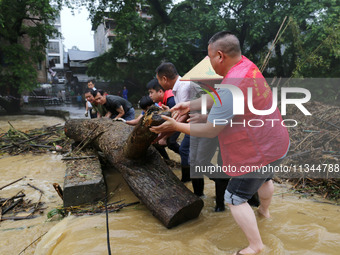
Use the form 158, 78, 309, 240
0, 0, 62, 112
81, 0, 339, 91
290, 1, 340, 78
1, 44, 38, 92
2, 0, 338, 108
47, 208, 65, 219
84, 0, 227, 87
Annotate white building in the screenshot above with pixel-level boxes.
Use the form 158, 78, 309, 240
93, 17, 116, 56
93, 5, 151, 56
46, 13, 66, 84
47, 14, 64, 70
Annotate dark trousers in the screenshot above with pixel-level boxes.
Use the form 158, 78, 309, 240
153, 144, 169, 160
167, 132, 180, 154
190, 136, 219, 196
90, 109, 97, 119
179, 134, 190, 166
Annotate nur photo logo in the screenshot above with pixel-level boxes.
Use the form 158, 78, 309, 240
199, 83, 312, 128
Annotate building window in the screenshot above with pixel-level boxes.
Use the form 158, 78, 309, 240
48, 42, 60, 54
54, 15, 61, 24
50, 25, 60, 39
48, 56, 60, 65
105, 20, 116, 30
37, 61, 42, 70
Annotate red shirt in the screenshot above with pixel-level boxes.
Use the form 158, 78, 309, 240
218, 56, 290, 176
158, 90, 174, 106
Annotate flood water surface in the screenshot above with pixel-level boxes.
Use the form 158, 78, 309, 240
0, 115, 64, 132
35, 173, 340, 255
1, 115, 339, 255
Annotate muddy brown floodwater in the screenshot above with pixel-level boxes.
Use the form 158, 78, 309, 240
0, 115, 339, 255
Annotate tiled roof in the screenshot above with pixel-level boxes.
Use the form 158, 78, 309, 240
68, 49, 99, 61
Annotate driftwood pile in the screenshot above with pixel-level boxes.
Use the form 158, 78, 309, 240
0, 176, 137, 222
283, 101, 340, 200
48, 198, 140, 219
0, 122, 69, 155
0, 177, 45, 221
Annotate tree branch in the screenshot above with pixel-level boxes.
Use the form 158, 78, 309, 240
228, 4, 239, 15
24, 17, 43, 22
148, 0, 171, 25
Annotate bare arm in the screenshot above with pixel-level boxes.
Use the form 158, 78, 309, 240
184, 96, 214, 112
113, 105, 125, 120
150, 115, 226, 138
105, 111, 112, 118
171, 96, 214, 120
126, 114, 143, 126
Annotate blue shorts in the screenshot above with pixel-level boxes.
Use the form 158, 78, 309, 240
224, 159, 282, 205
116, 107, 135, 121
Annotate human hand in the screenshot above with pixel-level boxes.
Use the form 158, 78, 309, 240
149, 116, 178, 134
160, 104, 170, 111
151, 132, 167, 144
170, 102, 190, 121
188, 112, 207, 123
114, 117, 126, 123
84, 111, 88, 117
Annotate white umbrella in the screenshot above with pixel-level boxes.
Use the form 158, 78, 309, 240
181, 56, 223, 105
180, 56, 222, 84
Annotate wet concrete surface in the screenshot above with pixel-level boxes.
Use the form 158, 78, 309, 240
63, 148, 106, 207
21, 102, 87, 119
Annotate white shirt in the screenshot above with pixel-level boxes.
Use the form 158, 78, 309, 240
87, 101, 92, 108
172, 76, 200, 103
23, 95, 29, 103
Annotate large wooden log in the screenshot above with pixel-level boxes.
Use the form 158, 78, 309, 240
64, 112, 203, 228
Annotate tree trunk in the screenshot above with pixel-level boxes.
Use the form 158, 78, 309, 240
64, 112, 203, 228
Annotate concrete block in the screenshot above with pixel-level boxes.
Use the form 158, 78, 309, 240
63, 149, 106, 207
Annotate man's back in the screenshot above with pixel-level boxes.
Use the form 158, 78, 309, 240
105, 95, 132, 114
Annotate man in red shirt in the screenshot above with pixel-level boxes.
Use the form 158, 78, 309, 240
150, 31, 290, 255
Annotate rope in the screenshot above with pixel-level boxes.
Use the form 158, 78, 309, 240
105, 192, 112, 255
